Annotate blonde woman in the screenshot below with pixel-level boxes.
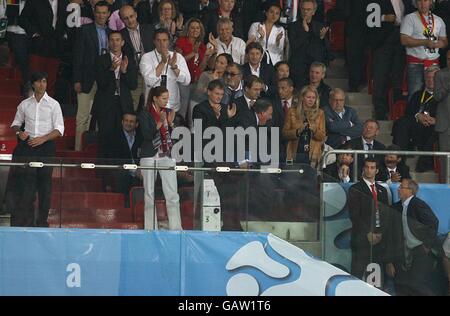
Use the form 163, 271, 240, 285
282, 85, 326, 168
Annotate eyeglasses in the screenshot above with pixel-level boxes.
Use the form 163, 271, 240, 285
224, 71, 241, 77
398, 186, 411, 190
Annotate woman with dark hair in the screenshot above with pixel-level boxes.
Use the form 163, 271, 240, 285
247, 3, 286, 66
138, 86, 182, 231
283, 85, 326, 168
154, 0, 183, 49
192, 52, 233, 103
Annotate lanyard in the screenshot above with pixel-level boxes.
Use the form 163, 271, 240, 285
154, 50, 170, 75
420, 90, 433, 105
419, 11, 434, 36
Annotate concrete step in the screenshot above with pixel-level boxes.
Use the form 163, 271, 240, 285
379, 120, 393, 131
377, 133, 393, 146
0, 214, 10, 227
347, 92, 372, 107
324, 78, 349, 92
326, 65, 348, 79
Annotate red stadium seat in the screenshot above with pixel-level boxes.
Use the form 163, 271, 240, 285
0, 137, 17, 155
51, 192, 125, 210
63, 117, 76, 137
0, 79, 21, 96
0, 96, 22, 109
52, 177, 103, 192
55, 136, 75, 151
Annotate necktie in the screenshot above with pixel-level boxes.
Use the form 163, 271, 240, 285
283, 100, 289, 115
367, 143, 373, 150
389, 170, 395, 179
370, 183, 381, 228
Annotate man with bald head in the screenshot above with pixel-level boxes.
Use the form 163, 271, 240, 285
324, 88, 363, 148
120, 4, 155, 110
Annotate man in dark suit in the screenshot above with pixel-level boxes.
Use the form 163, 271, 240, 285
92, 31, 138, 159
242, 42, 276, 98
322, 142, 354, 182
308, 62, 331, 108
369, 0, 413, 120
179, 0, 219, 22
106, 112, 143, 207
376, 144, 411, 183
348, 158, 396, 289
393, 66, 439, 172
232, 75, 264, 125
272, 77, 295, 162
326, 0, 369, 92
202, 0, 244, 40
73, 0, 111, 150
19, 0, 69, 97
220, 62, 244, 107
324, 88, 363, 149
119, 5, 155, 111
288, 0, 330, 88
346, 119, 386, 178
392, 178, 442, 295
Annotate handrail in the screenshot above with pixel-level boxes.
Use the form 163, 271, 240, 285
321, 149, 450, 183
0, 161, 311, 174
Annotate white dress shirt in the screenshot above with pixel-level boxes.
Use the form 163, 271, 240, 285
139, 49, 191, 111
402, 195, 423, 249
391, 0, 405, 26
49, 0, 58, 29
11, 92, 65, 138
208, 36, 246, 64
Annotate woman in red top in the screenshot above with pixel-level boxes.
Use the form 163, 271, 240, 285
175, 18, 215, 122
175, 18, 215, 83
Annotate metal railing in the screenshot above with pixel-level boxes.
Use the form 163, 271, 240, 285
321, 149, 450, 183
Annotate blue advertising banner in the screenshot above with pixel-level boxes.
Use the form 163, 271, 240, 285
0, 228, 385, 296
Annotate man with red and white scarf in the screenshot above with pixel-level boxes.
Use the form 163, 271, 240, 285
138, 85, 182, 231
401, 0, 448, 100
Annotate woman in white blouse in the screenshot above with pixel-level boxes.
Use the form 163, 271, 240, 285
248, 3, 286, 66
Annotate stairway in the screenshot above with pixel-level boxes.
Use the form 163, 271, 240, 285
325, 56, 439, 183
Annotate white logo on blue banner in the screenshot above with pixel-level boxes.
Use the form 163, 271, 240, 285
226, 234, 387, 296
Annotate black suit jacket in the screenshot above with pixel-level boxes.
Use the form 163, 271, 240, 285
288, 18, 330, 71
91, 53, 137, 118
19, 0, 69, 57
242, 63, 276, 97
121, 23, 155, 64
346, 137, 386, 177
392, 196, 439, 255
202, 9, 244, 40
136, 0, 166, 25
348, 181, 396, 263
322, 161, 354, 182
73, 23, 111, 93
107, 128, 143, 163
178, 0, 218, 22
405, 89, 437, 118
376, 162, 411, 182
368, 0, 415, 49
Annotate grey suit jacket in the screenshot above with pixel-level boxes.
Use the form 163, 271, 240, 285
434, 68, 450, 133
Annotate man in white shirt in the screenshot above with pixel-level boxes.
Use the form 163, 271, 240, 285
400, 0, 448, 99
208, 17, 245, 64
140, 28, 191, 112
8, 71, 64, 227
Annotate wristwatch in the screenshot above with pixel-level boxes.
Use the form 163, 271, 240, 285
15, 131, 20, 136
